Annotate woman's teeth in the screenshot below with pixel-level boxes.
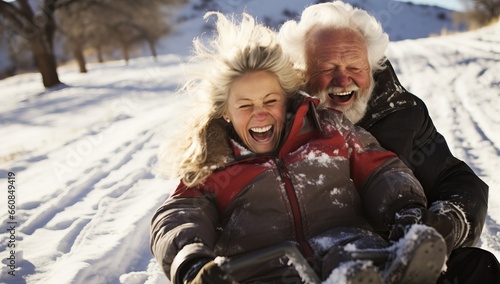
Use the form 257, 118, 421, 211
251, 125, 272, 133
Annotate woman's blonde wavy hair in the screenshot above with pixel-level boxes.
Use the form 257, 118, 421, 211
156, 12, 304, 187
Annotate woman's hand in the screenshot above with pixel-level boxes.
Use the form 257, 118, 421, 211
183, 260, 235, 284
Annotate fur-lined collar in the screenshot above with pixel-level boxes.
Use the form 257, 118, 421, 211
205, 118, 234, 169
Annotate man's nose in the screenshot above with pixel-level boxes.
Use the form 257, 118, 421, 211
332, 72, 352, 87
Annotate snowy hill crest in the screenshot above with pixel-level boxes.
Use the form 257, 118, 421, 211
159, 0, 466, 56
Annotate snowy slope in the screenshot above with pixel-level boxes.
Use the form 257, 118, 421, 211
0, 8, 499, 284
159, 0, 465, 56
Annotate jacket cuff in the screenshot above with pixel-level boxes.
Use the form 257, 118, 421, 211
171, 243, 216, 284
429, 201, 470, 249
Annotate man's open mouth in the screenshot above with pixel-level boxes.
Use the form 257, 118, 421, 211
328, 90, 356, 103
249, 125, 274, 142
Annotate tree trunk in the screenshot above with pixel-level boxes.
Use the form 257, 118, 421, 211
121, 44, 129, 64
9, 0, 62, 88
96, 46, 104, 63
31, 34, 61, 88
73, 45, 87, 73
147, 39, 158, 61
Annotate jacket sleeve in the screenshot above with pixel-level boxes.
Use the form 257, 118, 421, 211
340, 114, 428, 231
150, 185, 218, 283
365, 96, 488, 246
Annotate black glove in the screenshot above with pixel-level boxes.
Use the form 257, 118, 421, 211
182, 259, 234, 284
389, 204, 467, 255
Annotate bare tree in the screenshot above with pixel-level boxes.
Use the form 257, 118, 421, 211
56, 2, 92, 73
0, 0, 187, 87
0, 19, 32, 77
56, 0, 185, 71
459, 0, 500, 27
0, 0, 68, 87
128, 2, 173, 60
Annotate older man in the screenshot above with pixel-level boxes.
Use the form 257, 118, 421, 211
279, 1, 499, 283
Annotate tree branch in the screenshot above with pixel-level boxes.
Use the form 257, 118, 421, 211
0, 0, 21, 15
0, 1, 28, 30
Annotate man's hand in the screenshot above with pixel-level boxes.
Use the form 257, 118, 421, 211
389, 205, 466, 254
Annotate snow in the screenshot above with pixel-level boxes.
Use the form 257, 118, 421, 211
324, 260, 375, 284
1, 0, 499, 283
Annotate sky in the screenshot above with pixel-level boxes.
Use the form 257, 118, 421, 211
396, 0, 465, 11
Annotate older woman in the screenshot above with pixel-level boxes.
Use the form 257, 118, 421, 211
150, 12, 446, 284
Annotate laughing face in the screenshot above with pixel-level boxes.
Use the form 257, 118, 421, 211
224, 71, 287, 154
305, 28, 374, 123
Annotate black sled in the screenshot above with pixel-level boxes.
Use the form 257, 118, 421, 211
213, 225, 447, 284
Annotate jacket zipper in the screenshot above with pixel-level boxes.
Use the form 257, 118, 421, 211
275, 157, 314, 259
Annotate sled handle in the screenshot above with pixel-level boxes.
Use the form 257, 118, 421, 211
215, 242, 321, 284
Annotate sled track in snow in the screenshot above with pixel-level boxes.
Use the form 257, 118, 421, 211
482, 216, 500, 253
19, 129, 156, 236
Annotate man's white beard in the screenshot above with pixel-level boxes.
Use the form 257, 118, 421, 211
317, 78, 374, 124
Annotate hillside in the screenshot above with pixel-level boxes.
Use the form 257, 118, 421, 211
158, 0, 466, 55
0, 0, 465, 76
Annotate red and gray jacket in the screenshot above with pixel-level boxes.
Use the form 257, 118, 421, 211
150, 93, 427, 283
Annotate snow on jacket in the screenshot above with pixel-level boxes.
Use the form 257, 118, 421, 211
150, 93, 427, 283
357, 60, 488, 247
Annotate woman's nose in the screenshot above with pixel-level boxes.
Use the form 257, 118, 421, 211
253, 107, 268, 120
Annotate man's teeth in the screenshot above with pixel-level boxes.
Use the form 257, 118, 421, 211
333, 91, 353, 96
251, 125, 272, 133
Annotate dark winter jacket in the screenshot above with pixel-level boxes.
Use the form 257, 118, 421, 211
357, 60, 488, 247
150, 94, 427, 283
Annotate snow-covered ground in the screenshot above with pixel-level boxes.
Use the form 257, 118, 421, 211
1, 8, 499, 284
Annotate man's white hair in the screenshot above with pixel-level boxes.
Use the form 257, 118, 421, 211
279, 1, 389, 73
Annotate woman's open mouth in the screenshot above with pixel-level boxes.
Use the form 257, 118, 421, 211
249, 125, 274, 142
